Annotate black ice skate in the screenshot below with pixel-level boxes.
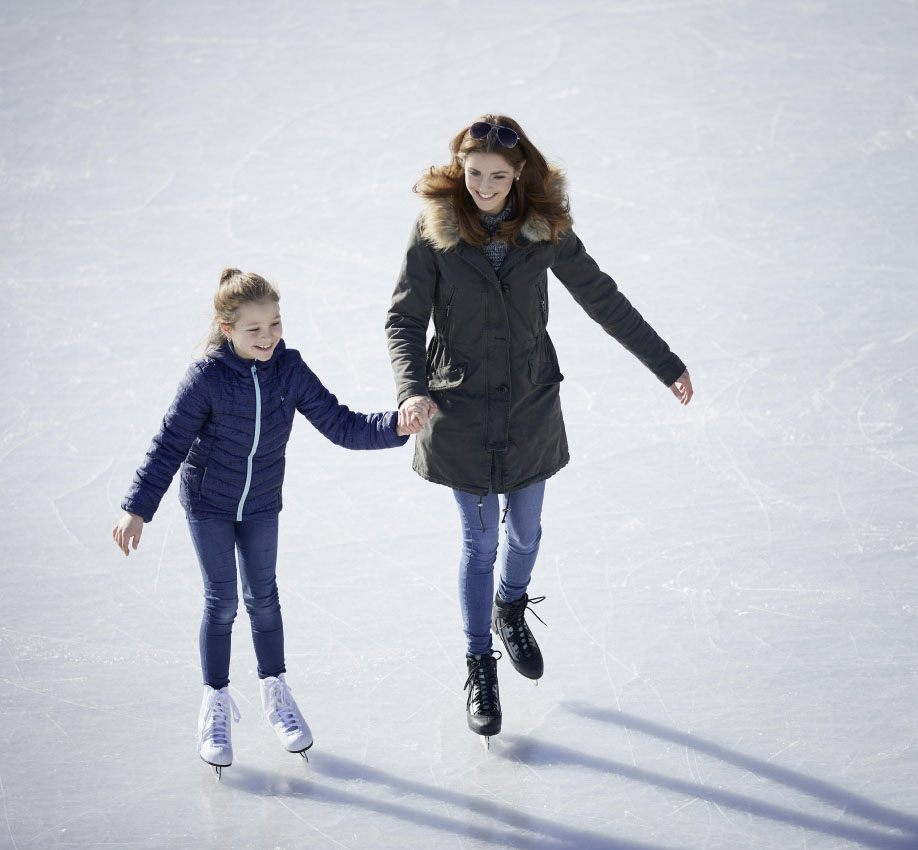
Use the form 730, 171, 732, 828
464, 653, 502, 744
491, 593, 545, 681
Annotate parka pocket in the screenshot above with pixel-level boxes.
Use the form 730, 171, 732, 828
426, 334, 467, 391
529, 359, 564, 385
536, 283, 548, 327
443, 288, 457, 340
428, 362, 467, 391
528, 333, 564, 385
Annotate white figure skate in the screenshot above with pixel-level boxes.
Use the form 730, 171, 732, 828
198, 686, 241, 780
260, 674, 313, 760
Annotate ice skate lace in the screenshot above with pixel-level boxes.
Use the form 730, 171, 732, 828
265, 678, 303, 734
464, 653, 502, 715
499, 595, 546, 657
198, 689, 241, 751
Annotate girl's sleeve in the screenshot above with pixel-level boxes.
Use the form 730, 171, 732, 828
550, 231, 686, 386
121, 364, 211, 522
385, 217, 438, 406
294, 357, 408, 450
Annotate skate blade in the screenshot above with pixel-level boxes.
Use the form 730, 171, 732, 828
289, 740, 313, 763
481, 735, 490, 751
200, 755, 230, 781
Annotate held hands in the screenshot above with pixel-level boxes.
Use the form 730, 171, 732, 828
669, 369, 694, 405
113, 512, 144, 556
397, 395, 438, 435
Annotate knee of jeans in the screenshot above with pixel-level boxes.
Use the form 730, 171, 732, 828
506, 525, 542, 553
243, 587, 281, 617
461, 519, 499, 551
204, 599, 238, 625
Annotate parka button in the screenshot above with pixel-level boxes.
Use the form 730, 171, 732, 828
498, 385, 509, 394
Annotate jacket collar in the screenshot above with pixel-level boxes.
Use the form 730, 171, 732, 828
417, 168, 567, 252
208, 339, 286, 375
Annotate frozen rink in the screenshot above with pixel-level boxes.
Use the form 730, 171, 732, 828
2, 0, 917, 847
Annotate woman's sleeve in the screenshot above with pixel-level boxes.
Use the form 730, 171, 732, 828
121, 364, 212, 522
385, 218, 438, 407
294, 357, 408, 450
550, 231, 685, 386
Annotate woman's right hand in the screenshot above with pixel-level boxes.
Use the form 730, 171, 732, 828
398, 396, 438, 434
113, 513, 144, 556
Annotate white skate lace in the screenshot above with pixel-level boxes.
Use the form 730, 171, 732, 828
198, 689, 241, 751
265, 678, 302, 734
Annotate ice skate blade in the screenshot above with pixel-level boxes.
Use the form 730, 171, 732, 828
200, 755, 230, 781
481, 735, 490, 751
289, 740, 312, 762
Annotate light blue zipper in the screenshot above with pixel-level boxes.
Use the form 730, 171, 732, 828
236, 364, 262, 521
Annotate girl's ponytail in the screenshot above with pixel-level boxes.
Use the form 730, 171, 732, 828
201, 269, 280, 354
219, 268, 243, 287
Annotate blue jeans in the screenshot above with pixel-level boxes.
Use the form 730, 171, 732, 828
453, 480, 546, 656
186, 515, 285, 689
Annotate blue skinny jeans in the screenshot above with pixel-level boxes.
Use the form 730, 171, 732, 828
186, 515, 285, 689
452, 480, 545, 656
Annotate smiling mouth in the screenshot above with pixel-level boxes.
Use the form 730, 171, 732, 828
477, 191, 496, 200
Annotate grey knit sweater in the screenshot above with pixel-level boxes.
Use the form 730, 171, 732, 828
481, 204, 512, 271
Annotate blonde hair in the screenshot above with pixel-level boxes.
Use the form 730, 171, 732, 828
202, 268, 280, 354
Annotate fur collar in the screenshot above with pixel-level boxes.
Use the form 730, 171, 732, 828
418, 168, 568, 251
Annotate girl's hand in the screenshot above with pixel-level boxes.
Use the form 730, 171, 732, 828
398, 395, 438, 434
669, 370, 693, 405
113, 513, 144, 556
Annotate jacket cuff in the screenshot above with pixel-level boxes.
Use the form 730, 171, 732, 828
121, 500, 154, 524
382, 411, 410, 446
657, 355, 687, 387
397, 384, 430, 408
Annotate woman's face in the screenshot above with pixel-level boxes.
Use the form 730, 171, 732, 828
464, 152, 524, 214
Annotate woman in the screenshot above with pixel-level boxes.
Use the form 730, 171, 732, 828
386, 115, 692, 742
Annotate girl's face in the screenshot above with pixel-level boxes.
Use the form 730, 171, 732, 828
221, 299, 282, 361
464, 152, 524, 214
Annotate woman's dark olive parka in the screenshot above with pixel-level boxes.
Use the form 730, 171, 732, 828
385, 171, 685, 496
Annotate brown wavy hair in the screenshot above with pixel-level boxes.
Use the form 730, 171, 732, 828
415, 114, 572, 247
201, 268, 280, 354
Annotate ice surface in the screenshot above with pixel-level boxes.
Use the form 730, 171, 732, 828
1, 1, 917, 848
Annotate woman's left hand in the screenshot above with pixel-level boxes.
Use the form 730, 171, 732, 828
398, 395, 438, 434
669, 370, 693, 405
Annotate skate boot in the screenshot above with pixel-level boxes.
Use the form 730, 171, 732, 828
464, 652, 502, 743
198, 686, 241, 779
260, 673, 313, 758
491, 593, 545, 680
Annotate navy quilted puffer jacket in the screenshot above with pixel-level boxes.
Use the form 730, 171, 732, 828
122, 340, 407, 522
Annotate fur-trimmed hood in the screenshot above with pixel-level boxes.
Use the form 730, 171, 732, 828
417, 167, 568, 251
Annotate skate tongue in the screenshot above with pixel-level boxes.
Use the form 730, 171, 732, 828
266, 679, 303, 734
200, 691, 241, 749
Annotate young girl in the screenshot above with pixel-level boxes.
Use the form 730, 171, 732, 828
113, 268, 410, 777
386, 116, 693, 744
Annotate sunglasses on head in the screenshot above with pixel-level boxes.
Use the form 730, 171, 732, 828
469, 121, 520, 148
